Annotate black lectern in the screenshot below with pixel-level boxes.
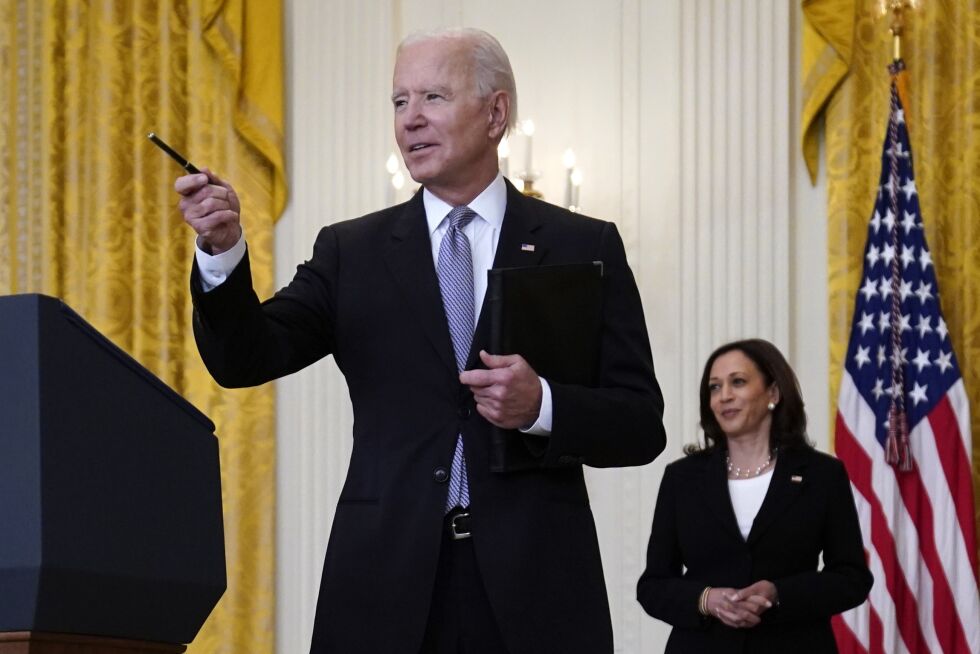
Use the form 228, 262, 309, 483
0, 295, 225, 653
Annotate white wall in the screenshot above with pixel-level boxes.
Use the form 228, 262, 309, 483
789, 4, 831, 453
277, 1, 828, 651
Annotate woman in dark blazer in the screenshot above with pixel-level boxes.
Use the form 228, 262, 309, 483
637, 339, 872, 653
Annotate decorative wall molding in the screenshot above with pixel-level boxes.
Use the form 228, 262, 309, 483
275, 3, 392, 654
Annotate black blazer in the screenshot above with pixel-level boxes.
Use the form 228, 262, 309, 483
191, 180, 667, 654
637, 445, 872, 653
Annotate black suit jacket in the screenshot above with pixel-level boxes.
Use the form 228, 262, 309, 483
191, 180, 667, 654
637, 445, 872, 653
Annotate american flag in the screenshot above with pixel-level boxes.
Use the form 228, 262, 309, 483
832, 60, 980, 654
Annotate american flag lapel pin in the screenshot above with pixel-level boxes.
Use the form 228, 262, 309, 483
790, 475, 803, 483
521, 243, 535, 252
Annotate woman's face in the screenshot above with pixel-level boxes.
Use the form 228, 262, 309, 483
708, 350, 779, 441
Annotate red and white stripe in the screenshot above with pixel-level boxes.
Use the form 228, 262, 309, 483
832, 373, 979, 654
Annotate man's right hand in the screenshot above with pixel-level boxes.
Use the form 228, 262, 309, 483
176, 168, 242, 254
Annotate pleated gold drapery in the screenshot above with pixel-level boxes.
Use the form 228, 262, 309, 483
0, 1, 284, 652
801, 0, 980, 560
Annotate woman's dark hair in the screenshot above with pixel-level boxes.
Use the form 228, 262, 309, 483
686, 338, 810, 454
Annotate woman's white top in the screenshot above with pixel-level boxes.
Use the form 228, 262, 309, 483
728, 469, 775, 540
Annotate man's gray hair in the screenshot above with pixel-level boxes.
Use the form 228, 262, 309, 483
398, 28, 518, 134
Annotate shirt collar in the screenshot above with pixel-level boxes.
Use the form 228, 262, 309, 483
423, 173, 507, 235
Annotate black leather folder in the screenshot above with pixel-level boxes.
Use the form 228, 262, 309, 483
485, 261, 603, 471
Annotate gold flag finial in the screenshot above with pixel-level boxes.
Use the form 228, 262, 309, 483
879, 0, 919, 61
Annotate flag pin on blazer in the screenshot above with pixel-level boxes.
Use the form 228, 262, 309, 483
791, 475, 803, 483
521, 243, 535, 252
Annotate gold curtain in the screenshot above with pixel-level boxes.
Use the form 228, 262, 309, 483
801, 0, 980, 561
0, 1, 284, 652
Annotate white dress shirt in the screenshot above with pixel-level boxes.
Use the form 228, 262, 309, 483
194, 172, 552, 434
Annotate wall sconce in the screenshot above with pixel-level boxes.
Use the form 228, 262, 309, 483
497, 137, 511, 178
505, 119, 583, 211
569, 168, 583, 213
385, 153, 405, 206
515, 119, 542, 199
386, 127, 584, 212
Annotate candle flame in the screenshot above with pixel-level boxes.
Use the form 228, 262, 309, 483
386, 153, 400, 175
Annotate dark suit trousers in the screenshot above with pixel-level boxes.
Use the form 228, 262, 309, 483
419, 514, 510, 654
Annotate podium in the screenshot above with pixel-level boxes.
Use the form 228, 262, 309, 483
0, 295, 226, 653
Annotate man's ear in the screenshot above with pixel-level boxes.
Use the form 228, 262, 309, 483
487, 91, 510, 139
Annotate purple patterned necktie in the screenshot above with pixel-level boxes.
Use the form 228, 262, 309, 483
438, 206, 476, 511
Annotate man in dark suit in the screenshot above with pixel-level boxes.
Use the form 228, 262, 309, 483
176, 27, 666, 654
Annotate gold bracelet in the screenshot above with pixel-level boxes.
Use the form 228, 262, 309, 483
698, 586, 712, 616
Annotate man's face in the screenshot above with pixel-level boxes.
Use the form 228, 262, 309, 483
392, 39, 500, 203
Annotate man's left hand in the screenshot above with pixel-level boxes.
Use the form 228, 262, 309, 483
460, 350, 542, 429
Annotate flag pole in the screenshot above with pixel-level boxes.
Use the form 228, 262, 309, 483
882, 0, 919, 61
880, 0, 919, 470
886, 1, 907, 62
882, 1, 916, 126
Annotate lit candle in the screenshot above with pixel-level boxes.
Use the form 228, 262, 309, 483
386, 153, 400, 205
521, 119, 535, 175
386, 152, 400, 176
498, 137, 510, 178
562, 148, 577, 208
570, 168, 583, 211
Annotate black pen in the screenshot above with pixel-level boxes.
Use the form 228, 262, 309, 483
147, 132, 201, 175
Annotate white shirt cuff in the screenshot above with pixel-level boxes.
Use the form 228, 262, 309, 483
520, 377, 553, 436
195, 232, 247, 292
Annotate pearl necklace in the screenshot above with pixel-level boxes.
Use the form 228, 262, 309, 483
726, 451, 774, 479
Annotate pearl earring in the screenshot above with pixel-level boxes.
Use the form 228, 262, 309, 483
767, 401, 776, 411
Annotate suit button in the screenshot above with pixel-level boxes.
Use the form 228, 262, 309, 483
458, 406, 471, 419
433, 467, 449, 483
